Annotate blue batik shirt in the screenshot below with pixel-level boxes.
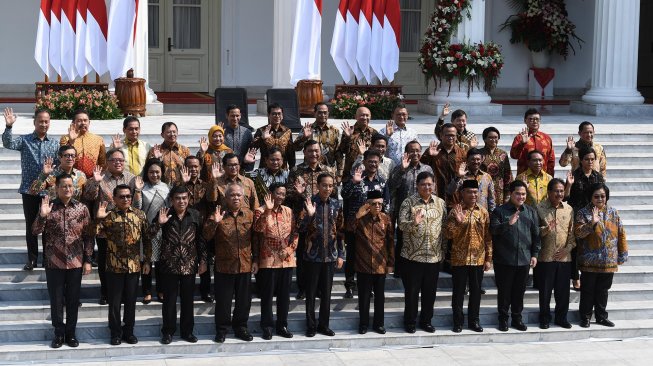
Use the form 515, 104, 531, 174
3, 128, 59, 194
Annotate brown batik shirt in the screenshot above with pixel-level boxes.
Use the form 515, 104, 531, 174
253, 205, 298, 269
149, 208, 207, 275
354, 212, 395, 274
444, 204, 492, 266
203, 208, 254, 274
97, 207, 151, 273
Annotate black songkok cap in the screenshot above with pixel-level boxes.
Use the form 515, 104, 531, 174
366, 190, 384, 200
461, 179, 479, 190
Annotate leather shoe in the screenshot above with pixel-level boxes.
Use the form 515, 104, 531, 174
23, 261, 34, 271
262, 327, 273, 340
122, 334, 138, 344
98, 296, 108, 305
214, 333, 226, 343
452, 324, 462, 333
358, 325, 368, 334
373, 326, 386, 335
539, 322, 550, 330
142, 296, 152, 305
498, 320, 509, 332
295, 290, 306, 300
555, 320, 572, 329
110, 337, 122, 346
235, 328, 253, 342
182, 334, 198, 343
276, 327, 293, 338
65, 336, 79, 348
51, 336, 64, 349
596, 318, 615, 327
480, 288, 486, 295
468, 322, 483, 333
344, 288, 353, 299
511, 321, 527, 331
160, 333, 172, 344
201, 294, 214, 303
317, 326, 335, 336
305, 328, 316, 337
420, 323, 435, 333
405, 325, 416, 333
579, 318, 590, 328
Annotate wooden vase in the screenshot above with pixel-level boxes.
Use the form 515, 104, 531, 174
295, 79, 323, 117
114, 75, 147, 117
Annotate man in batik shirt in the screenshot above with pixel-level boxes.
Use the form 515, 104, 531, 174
515, 150, 553, 207
147, 122, 191, 185
338, 106, 378, 182
60, 109, 106, 177
29, 145, 87, 200
293, 102, 342, 171
252, 103, 295, 170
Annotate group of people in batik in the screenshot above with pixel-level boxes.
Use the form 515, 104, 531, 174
2, 100, 626, 348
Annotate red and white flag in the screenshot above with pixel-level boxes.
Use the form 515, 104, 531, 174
75, 0, 91, 78
345, 0, 362, 81
49, 0, 62, 78
356, 0, 373, 83
85, 0, 108, 76
330, 0, 352, 83
35, 0, 52, 76
60, 0, 78, 81
370, 0, 386, 82
289, 0, 322, 86
382, 0, 401, 82
107, 0, 138, 80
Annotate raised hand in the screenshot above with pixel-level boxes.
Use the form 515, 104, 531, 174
439, 102, 451, 119
304, 196, 316, 217
356, 138, 367, 155
356, 202, 371, 219
592, 206, 600, 225
216, 121, 224, 129
244, 148, 257, 164
566, 170, 575, 186
294, 178, 306, 195
67, 123, 79, 141
414, 208, 426, 225
199, 137, 209, 153
263, 193, 274, 211
262, 125, 272, 139
302, 122, 312, 138
152, 144, 163, 159
158, 207, 171, 225
112, 134, 123, 148
3, 107, 16, 127
509, 210, 520, 225
385, 120, 394, 137
469, 135, 478, 148
519, 128, 529, 144
210, 161, 224, 179
457, 162, 467, 178
92, 165, 104, 182
401, 153, 410, 170
352, 165, 364, 184
428, 140, 441, 156
96, 201, 109, 219
135, 176, 144, 191
566, 136, 575, 150
341, 121, 354, 137
42, 156, 55, 175
180, 166, 190, 183
210, 205, 225, 223
453, 204, 465, 223
39, 195, 53, 218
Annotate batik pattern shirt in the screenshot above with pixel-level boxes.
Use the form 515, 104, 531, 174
252, 124, 295, 169
536, 200, 575, 262
147, 142, 191, 185
60, 132, 106, 178
420, 145, 467, 203
380, 124, 418, 165
293, 123, 342, 169
82, 171, 137, 215
150, 208, 207, 275
32, 199, 93, 269
184, 178, 215, 219
387, 163, 434, 218
434, 118, 475, 149
253, 205, 298, 268
203, 208, 254, 274
338, 124, 378, 181
118, 138, 152, 176
341, 174, 390, 231
246, 168, 289, 205
97, 207, 151, 273
567, 168, 604, 213
480, 147, 513, 205
516, 168, 553, 207
224, 124, 254, 172
3, 129, 59, 194
213, 174, 259, 211
354, 212, 394, 274
28, 167, 87, 200
197, 147, 232, 181
134, 182, 170, 262
285, 163, 337, 219
559, 140, 607, 179
444, 204, 492, 266
446, 170, 496, 211
300, 196, 344, 262
351, 155, 395, 182
510, 131, 555, 176
574, 204, 628, 273
398, 194, 447, 263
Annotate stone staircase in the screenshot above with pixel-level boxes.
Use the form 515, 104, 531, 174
0, 125, 652, 362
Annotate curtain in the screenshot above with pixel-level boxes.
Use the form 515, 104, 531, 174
400, 0, 421, 52
173, 0, 201, 49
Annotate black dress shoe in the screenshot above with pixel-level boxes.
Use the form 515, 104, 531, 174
480, 288, 487, 295
235, 328, 253, 341
98, 296, 108, 305
65, 336, 79, 347
181, 334, 198, 343
214, 333, 226, 343
262, 327, 273, 340
555, 320, 572, 329
420, 323, 435, 333
344, 288, 353, 299
23, 262, 34, 271
596, 318, 615, 327
110, 337, 122, 346
405, 325, 416, 333
305, 328, 316, 337
498, 320, 509, 332
201, 294, 214, 303
511, 321, 527, 331
295, 290, 306, 300
122, 334, 138, 344
51, 336, 64, 349
452, 325, 462, 333
373, 326, 386, 334
579, 318, 590, 328
142, 296, 152, 305
317, 326, 335, 336
539, 322, 550, 329
468, 322, 483, 333
161, 333, 172, 344
276, 327, 293, 338
358, 325, 368, 334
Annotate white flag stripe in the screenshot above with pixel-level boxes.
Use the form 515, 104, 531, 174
330, 1, 352, 83
75, 1, 92, 78
370, 11, 384, 82
60, 7, 77, 81
289, 0, 322, 86
85, 0, 108, 76
107, 0, 137, 80
34, 1, 50, 76
345, 10, 362, 81
49, 5, 62, 78
356, 7, 372, 83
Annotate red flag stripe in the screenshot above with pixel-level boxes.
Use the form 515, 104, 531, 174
347, 0, 361, 22
41, 0, 52, 23
62, 0, 77, 30
373, 0, 385, 24
360, 0, 372, 25
385, 0, 401, 46
77, 0, 88, 22
51, 0, 62, 21
133, 0, 139, 44
87, 0, 108, 39
314, 0, 322, 15
337, 0, 348, 17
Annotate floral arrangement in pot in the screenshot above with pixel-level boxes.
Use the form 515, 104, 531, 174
330, 90, 404, 120
35, 89, 122, 120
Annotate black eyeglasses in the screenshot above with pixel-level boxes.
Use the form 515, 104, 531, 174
116, 194, 132, 200
61, 153, 76, 158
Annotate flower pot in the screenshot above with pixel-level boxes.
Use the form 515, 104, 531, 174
531, 51, 551, 69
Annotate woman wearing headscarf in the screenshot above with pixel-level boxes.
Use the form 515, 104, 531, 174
197, 125, 233, 181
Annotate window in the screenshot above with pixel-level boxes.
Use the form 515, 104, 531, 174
173, 0, 202, 49
148, 0, 160, 48
400, 0, 422, 52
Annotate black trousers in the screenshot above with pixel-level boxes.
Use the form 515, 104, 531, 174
295, 233, 306, 293
344, 232, 357, 290
199, 256, 213, 297
214, 272, 251, 334
357, 272, 386, 328
106, 272, 139, 338
579, 271, 614, 321
160, 273, 196, 337
141, 261, 162, 297
45, 267, 82, 337
394, 228, 404, 275
401, 259, 440, 327
304, 261, 335, 330
494, 263, 529, 322
258, 267, 293, 329
22, 193, 41, 264
537, 261, 571, 323
451, 265, 483, 326
95, 237, 108, 298
570, 244, 580, 281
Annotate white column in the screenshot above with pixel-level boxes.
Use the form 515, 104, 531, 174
581, 0, 644, 104
272, 0, 297, 88
428, 0, 491, 104
133, 0, 158, 103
